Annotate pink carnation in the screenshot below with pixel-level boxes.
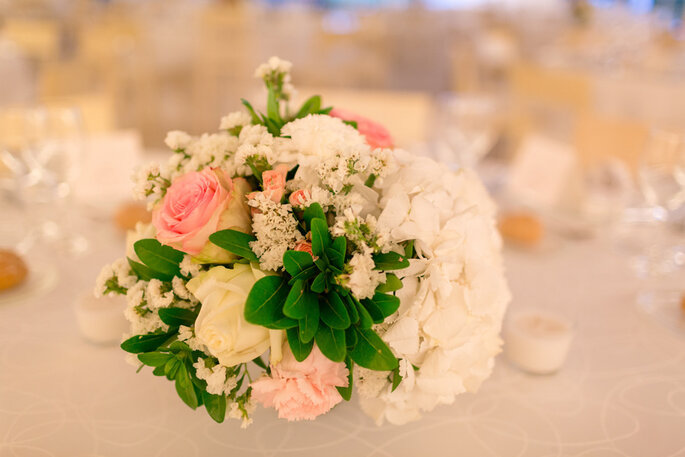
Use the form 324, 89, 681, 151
251, 344, 348, 421
289, 189, 310, 207
330, 108, 394, 149
294, 241, 314, 258
152, 168, 232, 255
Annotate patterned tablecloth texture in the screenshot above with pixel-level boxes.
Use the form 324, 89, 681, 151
1, 224, 684, 457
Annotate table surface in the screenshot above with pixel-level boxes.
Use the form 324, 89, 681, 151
1, 223, 684, 457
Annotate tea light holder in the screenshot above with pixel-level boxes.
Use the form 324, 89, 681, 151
504, 308, 574, 374
75, 292, 128, 345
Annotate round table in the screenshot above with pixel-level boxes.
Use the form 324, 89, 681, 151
1, 223, 684, 457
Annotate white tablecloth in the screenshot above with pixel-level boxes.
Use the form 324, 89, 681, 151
1, 224, 684, 457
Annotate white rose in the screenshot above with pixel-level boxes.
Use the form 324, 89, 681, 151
187, 264, 284, 367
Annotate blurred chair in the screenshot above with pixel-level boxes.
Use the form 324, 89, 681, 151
509, 61, 592, 114
573, 113, 649, 173
0, 18, 61, 61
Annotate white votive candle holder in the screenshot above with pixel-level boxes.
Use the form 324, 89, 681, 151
75, 293, 128, 345
504, 308, 574, 375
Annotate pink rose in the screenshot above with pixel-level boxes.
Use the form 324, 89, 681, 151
152, 168, 252, 259
251, 344, 348, 421
261, 164, 289, 203
330, 108, 394, 149
289, 189, 310, 207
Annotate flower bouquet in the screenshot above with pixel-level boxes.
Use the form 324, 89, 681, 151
96, 57, 510, 427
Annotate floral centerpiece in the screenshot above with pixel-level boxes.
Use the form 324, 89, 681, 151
95, 57, 510, 427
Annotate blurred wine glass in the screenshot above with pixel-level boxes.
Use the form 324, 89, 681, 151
0, 106, 88, 256
631, 129, 685, 330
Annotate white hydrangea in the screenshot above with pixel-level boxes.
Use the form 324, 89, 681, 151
357, 149, 510, 426
249, 194, 304, 271
219, 111, 251, 131
164, 130, 192, 150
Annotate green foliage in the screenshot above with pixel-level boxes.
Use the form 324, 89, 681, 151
121, 331, 176, 354
310, 218, 331, 257
283, 251, 314, 277
315, 325, 346, 362
209, 230, 258, 261
287, 327, 314, 362
376, 273, 403, 293
372, 251, 410, 270
336, 357, 354, 401
133, 239, 184, 279
302, 203, 326, 229
127, 258, 162, 281
158, 307, 198, 327
348, 327, 398, 371
320, 292, 350, 329
243, 276, 290, 326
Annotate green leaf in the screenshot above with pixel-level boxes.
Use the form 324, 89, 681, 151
252, 356, 268, 370
299, 300, 319, 343
287, 327, 314, 362
354, 299, 374, 329
317, 107, 333, 115
264, 116, 281, 136
364, 173, 377, 188
127, 258, 164, 281
175, 364, 198, 409
121, 331, 175, 354
315, 325, 346, 362
202, 391, 227, 423
134, 239, 184, 278
244, 276, 289, 326
158, 307, 198, 327
282, 250, 314, 277
241, 98, 262, 125
391, 367, 402, 392
267, 87, 283, 124
345, 326, 358, 348
152, 365, 166, 376
295, 95, 321, 119
283, 281, 315, 320
311, 272, 327, 293
362, 293, 400, 323
372, 251, 410, 271
336, 357, 354, 401
165, 358, 181, 380
320, 292, 351, 329
169, 340, 190, 354
342, 120, 358, 129
376, 273, 403, 293
348, 327, 398, 371
303, 203, 326, 229
137, 352, 173, 367
344, 294, 359, 324
265, 316, 298, 330
286, 164, 299, 181
404, 240, 415, 259
209, 230, 258, 261
326, 237, 346, 269
310, 218, 331, 257
287, 265, 318, 285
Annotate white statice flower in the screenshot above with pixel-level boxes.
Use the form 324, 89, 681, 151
193, 359, 238, 396
254, 56, 292, 79
112, 258, 137, 289
249, 194, 304, 271
343, 247, 386, 300
369, 148, 395, 178
228, 400, 255, 429
179, 255, 201, 278
132, 162, 165, 203
356, 149, 510, 426
185, 132, 239, 173
145, 279, 174, 310
219, 111, 251, 131
164, 130, 192, 151
171, 276, 193, 301
178, 325, 205, 352
331, 208, 389, 253
123, 281, 169, 335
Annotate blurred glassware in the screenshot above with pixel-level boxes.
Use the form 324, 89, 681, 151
622, 129, 685, 334
0, 106, 88, 256
431, 94, 500, 170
